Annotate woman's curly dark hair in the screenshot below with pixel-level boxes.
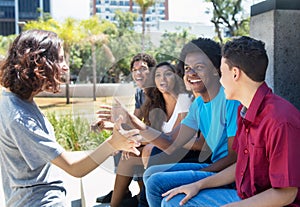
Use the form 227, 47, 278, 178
141, 62, 187, 131
0, 29, 63, 100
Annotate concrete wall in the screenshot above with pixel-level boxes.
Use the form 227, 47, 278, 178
37, 83, 136, 98
250, 0, 300, 109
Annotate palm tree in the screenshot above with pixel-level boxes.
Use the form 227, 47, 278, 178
80, 16, 116, 101
134, 0, 155, 50
58, 18, 83, 104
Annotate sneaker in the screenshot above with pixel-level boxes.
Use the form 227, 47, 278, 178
96, 190, 132, 203
96, 190, 113, 203
120, 195, 138, 207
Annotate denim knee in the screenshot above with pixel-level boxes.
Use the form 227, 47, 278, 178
161, 197, 172, 207
145, 173, 163, 193
143, 165, 160, 184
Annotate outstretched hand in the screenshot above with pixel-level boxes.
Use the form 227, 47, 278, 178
162, 183, 200, 206
113, 98, 147, 131
91, 105, 114, 132
108, 116, 141, 156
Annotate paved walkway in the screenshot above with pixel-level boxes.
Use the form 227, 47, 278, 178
0, 156, 139, 207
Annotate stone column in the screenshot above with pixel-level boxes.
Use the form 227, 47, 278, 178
250, 0, 300, 109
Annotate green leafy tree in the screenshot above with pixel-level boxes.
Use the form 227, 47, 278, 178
205, 0, 249, 44
0, 34, 16, 57
69, 45, 84, 74
105, 10, 141, 82
23, 18, 61, 32
134, 0, 156, 50
70, 44, 92, 82
155, 28, 196, 64
56, 18, 83, 104
59, 19, 77, 98
79, 16, 117, 100
114, 9, 138, 36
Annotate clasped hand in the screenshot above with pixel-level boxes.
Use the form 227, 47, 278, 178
91, 98, 147, 132
109, 116, 142, 156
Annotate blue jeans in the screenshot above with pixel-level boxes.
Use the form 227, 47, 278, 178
162, 188, 241, 207
143, 163, 214, 207
138, 148, 205, 207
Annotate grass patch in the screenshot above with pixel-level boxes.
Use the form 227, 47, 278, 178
34, 96, 134, 151
46, 111, 111, 151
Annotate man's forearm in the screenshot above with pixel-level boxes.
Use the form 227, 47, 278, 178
140, 127, 177, 154
197, 163, 236, 190
139, 126, 162, 141
202, 153, 237, 172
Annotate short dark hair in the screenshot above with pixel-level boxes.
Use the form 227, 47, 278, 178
0, 29, 63, 99
130, 53, 156, 71
222, 36, 268, 82
177, 37, 221, 77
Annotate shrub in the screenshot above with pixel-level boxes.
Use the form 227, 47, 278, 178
46, 111, 111, 151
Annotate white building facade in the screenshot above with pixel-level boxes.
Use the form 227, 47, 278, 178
91, 0, 168, 32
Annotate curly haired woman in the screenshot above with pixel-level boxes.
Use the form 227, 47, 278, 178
0, 29, 140, 207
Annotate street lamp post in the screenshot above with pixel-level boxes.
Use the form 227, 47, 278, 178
15, 0, 19, 34
40, 0, 44, 19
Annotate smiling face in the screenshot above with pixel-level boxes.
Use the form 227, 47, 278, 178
184, 52, 219, 96
154, 65, 176, 94
131, 60, 150, 88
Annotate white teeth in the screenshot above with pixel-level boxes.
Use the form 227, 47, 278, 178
189, 79, 201, 83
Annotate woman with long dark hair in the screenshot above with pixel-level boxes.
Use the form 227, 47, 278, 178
106, 62, 193, 207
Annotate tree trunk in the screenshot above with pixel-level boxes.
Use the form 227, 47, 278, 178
65, 52, 70, 104
92, 44, 97, 101
142, 12, 146, 51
